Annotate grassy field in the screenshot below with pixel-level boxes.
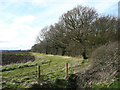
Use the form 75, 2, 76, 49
2, 52, 88, 89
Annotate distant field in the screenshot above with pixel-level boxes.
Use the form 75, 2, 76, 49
2, 52, 87, 89
2, 51, 35, 65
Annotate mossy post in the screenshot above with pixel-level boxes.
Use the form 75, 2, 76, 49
66, 63, 68, 77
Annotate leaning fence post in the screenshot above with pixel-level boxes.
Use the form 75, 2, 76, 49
38, 65, 40, 79
65, 63, 68, 77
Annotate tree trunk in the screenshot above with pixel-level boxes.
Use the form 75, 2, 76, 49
62, 49, 66, 56
82, 50, 88, 59
46, 51, 48, 54
55, 48, 58, 55
46, 48, 48, 54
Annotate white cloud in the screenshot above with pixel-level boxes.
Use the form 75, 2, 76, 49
0, 22, 17, 41
0, 15, 40, 50
31, 0, 53, 6
13, 15, 35, 24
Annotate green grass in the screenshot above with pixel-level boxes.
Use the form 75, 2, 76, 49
2, 52, 86, 89
92, 75, 120, 88
2, 52, 119, 89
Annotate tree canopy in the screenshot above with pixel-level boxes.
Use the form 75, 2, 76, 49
31, 5, 118, 58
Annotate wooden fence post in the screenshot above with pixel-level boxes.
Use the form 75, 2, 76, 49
38, 65, 40, 79
70, 63, 73, 74
65, 63, 68, 77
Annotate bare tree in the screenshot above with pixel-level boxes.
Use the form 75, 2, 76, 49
60, 5, 98, 59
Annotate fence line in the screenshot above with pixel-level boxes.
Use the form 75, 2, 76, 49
37, 60, 82, 81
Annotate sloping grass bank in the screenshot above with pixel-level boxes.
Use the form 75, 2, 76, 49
2, 53, 86, 89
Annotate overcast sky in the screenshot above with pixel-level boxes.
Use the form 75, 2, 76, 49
0, 0, 119, 50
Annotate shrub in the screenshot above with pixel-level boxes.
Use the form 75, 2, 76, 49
77, 41, 119, 88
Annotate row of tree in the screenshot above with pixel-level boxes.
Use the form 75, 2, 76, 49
31, 5, 118, 59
